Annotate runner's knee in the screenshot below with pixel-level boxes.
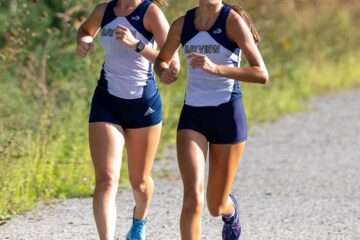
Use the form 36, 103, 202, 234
183, 186, 204, 214
130, 176, 153, 194
95, 173, 119, 192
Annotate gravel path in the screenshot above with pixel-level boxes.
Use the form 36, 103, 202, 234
1, 90, 360, 240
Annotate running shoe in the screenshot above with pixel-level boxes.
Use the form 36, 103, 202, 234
222, 194, 241, 240
126, 218, 146, 240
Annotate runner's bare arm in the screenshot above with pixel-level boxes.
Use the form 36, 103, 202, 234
189, 10, 269, 84
136, 3, 171, 63
76, 3, 106, 57
77, 3, 106, 42
217, 10, 269, 84
154, 16, 183, 84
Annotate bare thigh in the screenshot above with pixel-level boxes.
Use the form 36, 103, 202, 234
125, 123, 162, 186
89, 122, 125, 184
177, 130, 208, 199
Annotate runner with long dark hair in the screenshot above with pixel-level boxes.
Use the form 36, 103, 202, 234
155, 0, 268, 239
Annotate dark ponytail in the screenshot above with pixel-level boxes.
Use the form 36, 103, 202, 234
151, 0, 168, 7
225, 3, 260, 44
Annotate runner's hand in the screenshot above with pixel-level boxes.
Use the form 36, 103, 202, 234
159, 61, 178, 84
188, 53, 218, 74
77, 36, 94, 57
115, 25, 138, 49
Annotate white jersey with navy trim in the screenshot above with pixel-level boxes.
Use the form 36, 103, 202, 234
181, 5, 242, 107
99, 0, 155, 99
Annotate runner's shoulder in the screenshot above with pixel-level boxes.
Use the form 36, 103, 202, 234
170, 16, 185, 34
92, 2, 108, 18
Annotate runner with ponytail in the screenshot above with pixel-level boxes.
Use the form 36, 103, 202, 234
155, 0, 268, 239
225, 2, 260, 43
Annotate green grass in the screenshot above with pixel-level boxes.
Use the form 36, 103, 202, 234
244, 53, 360, 125
1, 0, 360, 219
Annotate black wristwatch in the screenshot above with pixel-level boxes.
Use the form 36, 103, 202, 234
135, 40, 146, 53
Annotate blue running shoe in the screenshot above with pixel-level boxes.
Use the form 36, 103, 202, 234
222, 194, 241, 240
126, 218, 146, 240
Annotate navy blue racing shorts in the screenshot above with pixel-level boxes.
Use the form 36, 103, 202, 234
177, 99, 247, 144
89, 86, 162, 129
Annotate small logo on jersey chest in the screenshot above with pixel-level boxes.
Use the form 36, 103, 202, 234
213, 28, 222, 34
131, 15, 141, 21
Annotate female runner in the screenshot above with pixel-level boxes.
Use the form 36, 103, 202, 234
76, 0, 178, 239
155, 0, 268, 239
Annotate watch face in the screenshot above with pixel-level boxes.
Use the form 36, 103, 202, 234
136, 41, 145, 52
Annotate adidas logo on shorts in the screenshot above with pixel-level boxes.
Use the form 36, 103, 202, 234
144, 107, 155, 116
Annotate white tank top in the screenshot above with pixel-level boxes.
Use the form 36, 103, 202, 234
181, 5, 242, 107
99, 0, 156, 99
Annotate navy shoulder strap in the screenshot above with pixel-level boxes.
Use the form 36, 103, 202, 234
101, 0, 117, 28
126, 0, 153, 41
181, 8, 198, 46
208, 4, 238, 52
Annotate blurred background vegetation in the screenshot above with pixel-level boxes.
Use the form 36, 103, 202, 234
0, 0, 359, 219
